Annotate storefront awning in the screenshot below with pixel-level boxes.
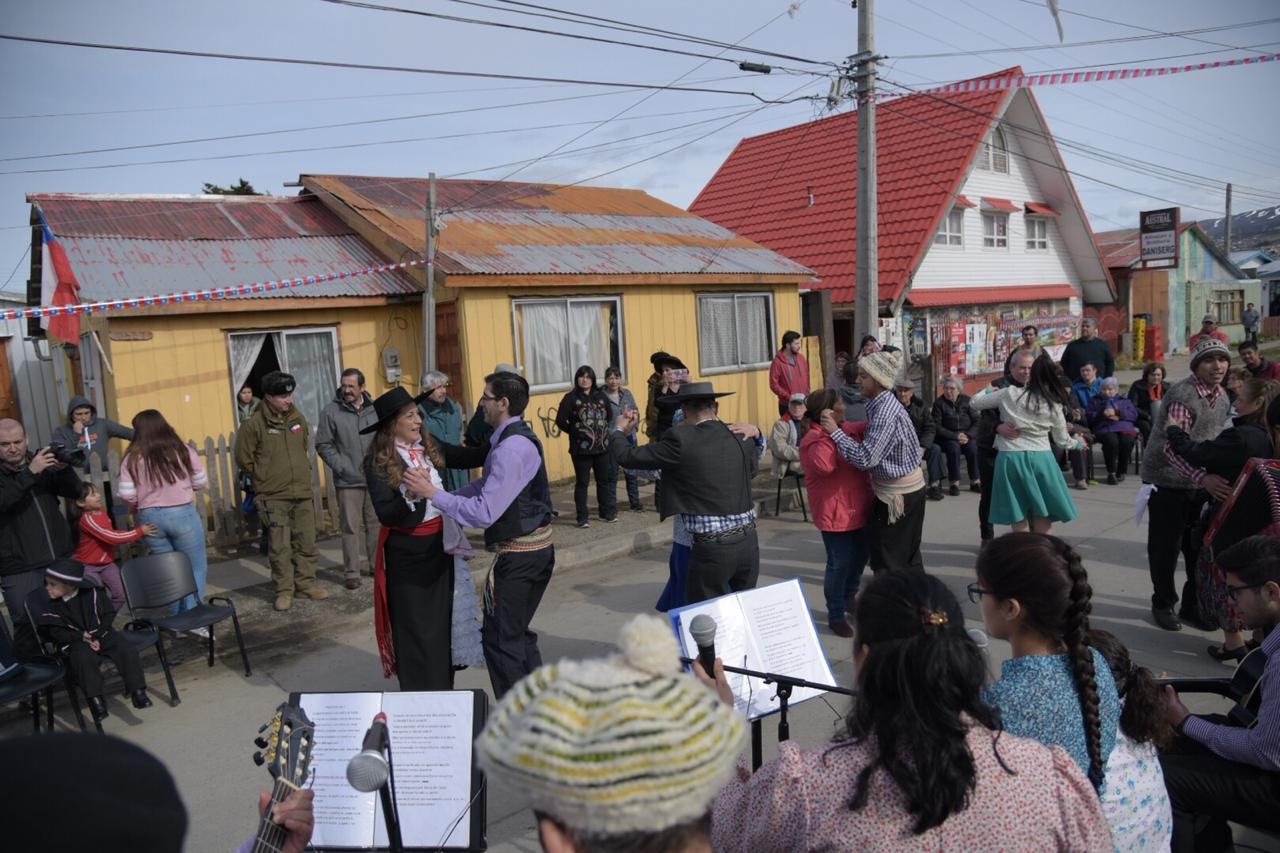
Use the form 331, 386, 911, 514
905, 283, 1077, 307
980, 197, 1021, 213
1024, 201, 1059, 217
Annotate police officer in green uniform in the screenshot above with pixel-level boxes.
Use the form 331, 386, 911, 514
234, 371, 324, 611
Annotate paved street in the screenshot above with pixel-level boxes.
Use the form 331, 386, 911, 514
0, 473, 1255, 851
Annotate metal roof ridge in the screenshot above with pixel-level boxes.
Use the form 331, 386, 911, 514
26, 192, 309, 203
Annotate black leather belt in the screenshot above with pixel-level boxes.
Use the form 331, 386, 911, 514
691, 520, 756, 543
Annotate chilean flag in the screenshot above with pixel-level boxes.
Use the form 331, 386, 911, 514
37, 210, 81, 344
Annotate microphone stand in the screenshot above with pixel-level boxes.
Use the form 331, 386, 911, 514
381, 735, 404, 853
681, 657, 854, 771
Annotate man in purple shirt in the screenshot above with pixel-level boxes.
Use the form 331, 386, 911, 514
423, 371, 555, 698
1161, 535, 1280, 850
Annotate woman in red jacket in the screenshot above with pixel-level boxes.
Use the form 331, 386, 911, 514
799, 388, 875, 638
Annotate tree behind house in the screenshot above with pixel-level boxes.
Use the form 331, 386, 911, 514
202, 178, 260, 195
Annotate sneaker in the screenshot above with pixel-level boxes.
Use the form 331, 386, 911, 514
345, 577, 362, 590
1072, 481, 1088, 491
274, 594, 293, 612
130, 689, 153, 710
188, 626, 210, 640
1086, 479, 1099, 486
603, 517, 619, 524
1106, 473, 1118, 485
629, 504, 645, 512
298, 586, 330, 600
949, 483, 961, 497
576, 521, 590, 529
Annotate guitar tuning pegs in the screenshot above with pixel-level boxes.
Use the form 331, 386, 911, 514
258, 722, 271, 733
253, 752, 265, 766
254, 736, 269, 749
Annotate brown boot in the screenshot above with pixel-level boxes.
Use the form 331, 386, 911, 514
274, 594, 293, 612
298, 586, 330, 600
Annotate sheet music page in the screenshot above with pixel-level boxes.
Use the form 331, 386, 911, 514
738, 580, 838, 714
374, 691, 476, 850
673, 595, 759, 718
297, 691, 383, 849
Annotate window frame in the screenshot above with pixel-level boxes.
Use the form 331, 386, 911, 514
933, 208, 965, 247
1025, 217, 1049, 251
696, 291, 776, 375
978, 126, 1009, 174
982, 213, 1009, 250
510, 295, 626, 394
226, 326, 341, 430
1211, 290, 1245, 325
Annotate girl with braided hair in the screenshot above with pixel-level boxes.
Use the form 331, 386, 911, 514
704, 570, 1111, 851
974, 533, 1120, 790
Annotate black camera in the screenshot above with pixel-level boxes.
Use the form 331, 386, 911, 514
44, 442, 86, 467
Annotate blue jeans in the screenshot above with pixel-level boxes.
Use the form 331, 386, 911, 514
139, 503, 208, 615
820, 529, 869, 623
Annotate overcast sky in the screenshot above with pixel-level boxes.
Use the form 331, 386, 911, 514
1, 0, 1277, 298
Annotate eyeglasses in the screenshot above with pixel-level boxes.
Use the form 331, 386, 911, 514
479, 394, 500, 403
1226, 582, 1265, 600
966, 583, 993, 604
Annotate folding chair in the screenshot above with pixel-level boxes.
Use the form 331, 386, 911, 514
0, 617, 74, 733
774, 470, 808, 521
23, 598, 96, 733
120, 552, 251, 708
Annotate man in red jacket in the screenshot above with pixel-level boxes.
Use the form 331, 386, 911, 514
768, 330, 810, 415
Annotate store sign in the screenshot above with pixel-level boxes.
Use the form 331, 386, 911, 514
1139, 207, 1179, 267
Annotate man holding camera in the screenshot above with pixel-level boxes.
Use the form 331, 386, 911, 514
0, 418, 84, 657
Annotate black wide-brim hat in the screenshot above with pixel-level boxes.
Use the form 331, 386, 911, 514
46, 557, 92, 589
658, 381, 734, 404
649, 350, 687, 371
360, 386, 419, 434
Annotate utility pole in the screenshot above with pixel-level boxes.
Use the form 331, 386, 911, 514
422, 172, 437, 380
1224, 182, 1233, 256
853, 0, 880, 348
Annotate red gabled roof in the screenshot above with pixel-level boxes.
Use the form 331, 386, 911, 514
689, 69, 1020, 305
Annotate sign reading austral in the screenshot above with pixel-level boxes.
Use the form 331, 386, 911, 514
1139, 207, 1179, 267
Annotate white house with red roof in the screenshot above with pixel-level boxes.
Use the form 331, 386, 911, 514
691, 68, 1113, 388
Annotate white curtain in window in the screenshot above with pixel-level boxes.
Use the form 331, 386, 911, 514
229, 333, 267, 396
736, 296, 771, 366
699, 297, 737, 369
567, 301, 611, 377
518, 302, 569, 387
282, 331, 337, 430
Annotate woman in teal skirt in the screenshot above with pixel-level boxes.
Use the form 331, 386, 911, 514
969, 352, 1084, 534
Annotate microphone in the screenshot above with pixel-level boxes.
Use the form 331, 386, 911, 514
346, 712, 390, 792
689, 614, 718, 676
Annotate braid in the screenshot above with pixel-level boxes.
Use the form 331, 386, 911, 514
1061, 543, 1105, 789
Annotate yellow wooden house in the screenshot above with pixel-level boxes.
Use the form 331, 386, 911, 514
301, 174, 816, 480
27, 180, 814, 484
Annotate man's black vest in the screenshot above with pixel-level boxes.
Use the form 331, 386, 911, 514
484, 420, 553, 546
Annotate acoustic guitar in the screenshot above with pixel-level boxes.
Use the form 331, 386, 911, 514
249, 702, 316, 853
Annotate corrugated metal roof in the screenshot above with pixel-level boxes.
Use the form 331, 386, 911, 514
27, 194, 418, 300
301, 175, 813, 278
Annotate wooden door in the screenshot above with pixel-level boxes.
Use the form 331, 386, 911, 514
1130, 269, 1170, 346
0, 338, 20, 421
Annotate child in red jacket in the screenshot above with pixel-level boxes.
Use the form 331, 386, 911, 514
70, 482, 156, 610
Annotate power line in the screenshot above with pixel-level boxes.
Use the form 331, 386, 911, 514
315, 0, 827, 75
890, 16, 1280, 60
0, 33, 785, 101
1009, 0, 1272, 53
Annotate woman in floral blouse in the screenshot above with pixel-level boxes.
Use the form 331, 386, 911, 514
700, 570, 1110, 852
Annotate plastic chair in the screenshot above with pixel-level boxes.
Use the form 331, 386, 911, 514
0, 617, 77, 733
23, 598, 97, 733
120, 552, 251, 706
774, 470, 807, 521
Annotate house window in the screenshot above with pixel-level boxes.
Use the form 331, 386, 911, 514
933, 209, 964, 246
227, 327, 340, 430
1211, 290, 1244, 325
978, 127, 1009, 173
512, 296, 624, 392
982, 213, 1008, 249
697, 292, 774, 372
1026, 218, 1049, 250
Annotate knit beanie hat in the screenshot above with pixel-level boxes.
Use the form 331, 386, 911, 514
1189, 336, 1230, 369
859, 350, 901, 391
474, 614, 745, 836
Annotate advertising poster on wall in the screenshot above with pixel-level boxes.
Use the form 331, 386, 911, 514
965, 323, 988, 374
949, 321, 966, 375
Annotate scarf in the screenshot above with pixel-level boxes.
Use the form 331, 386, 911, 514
871, 467, 926, 524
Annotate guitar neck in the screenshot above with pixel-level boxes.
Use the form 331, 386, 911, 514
251, 777, 299, 853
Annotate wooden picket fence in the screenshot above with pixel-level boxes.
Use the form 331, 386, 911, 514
90, 433, 342, 554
